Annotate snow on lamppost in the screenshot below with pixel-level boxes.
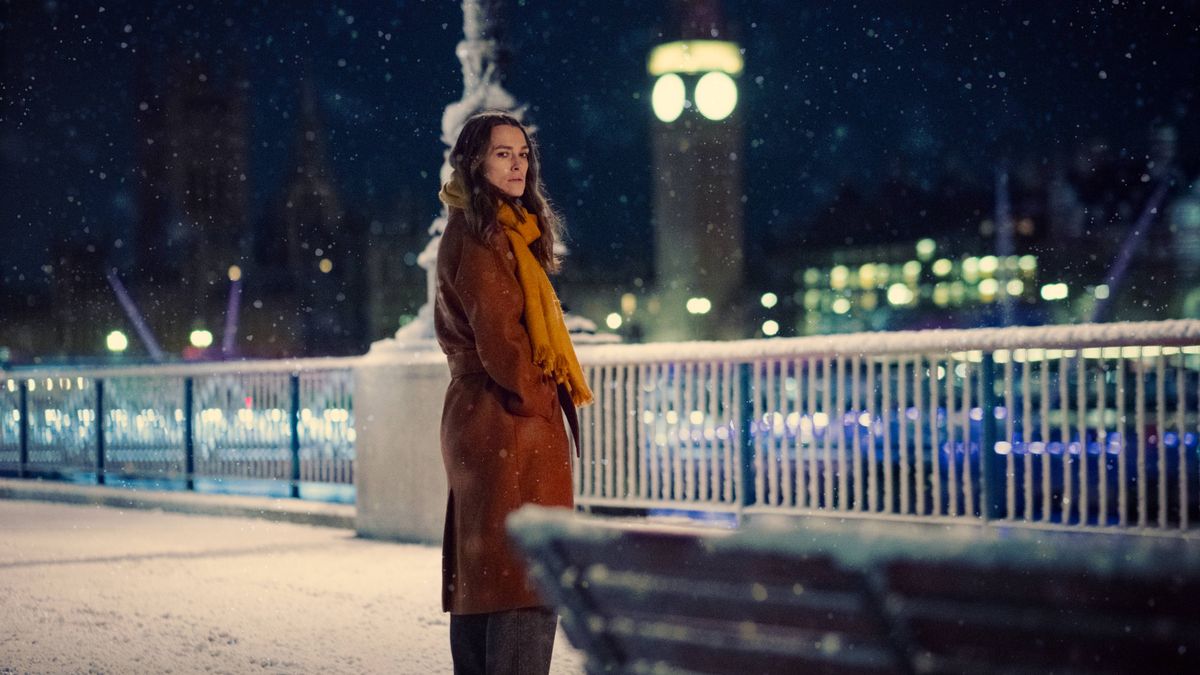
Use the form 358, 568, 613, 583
380, 0, 604, 352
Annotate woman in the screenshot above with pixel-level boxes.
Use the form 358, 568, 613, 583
434, 110, 593, 675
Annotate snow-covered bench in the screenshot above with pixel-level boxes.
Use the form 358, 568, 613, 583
508, 507, 1200, 674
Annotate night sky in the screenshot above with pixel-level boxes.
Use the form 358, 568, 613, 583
3, 0, 1198, 289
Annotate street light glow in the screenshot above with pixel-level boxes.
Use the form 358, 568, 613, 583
106, 330, 128, 353
887, 283, 914, 306
686, 297, 712, 314
1040, 283, 1069, 301
190, 329, 214, 348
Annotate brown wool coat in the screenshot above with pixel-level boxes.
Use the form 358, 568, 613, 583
434, 209, 575, 615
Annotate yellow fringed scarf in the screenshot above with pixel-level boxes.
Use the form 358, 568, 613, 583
440, 176, 594, 407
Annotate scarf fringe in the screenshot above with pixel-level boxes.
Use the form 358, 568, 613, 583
533, 346, 594, 407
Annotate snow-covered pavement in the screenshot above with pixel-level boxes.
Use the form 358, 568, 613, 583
0, 500, 584, 674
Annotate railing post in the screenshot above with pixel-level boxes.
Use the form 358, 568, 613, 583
183, 377, 195, 491
289, 373, 301, 499
739, 362, 756, 511
95, 379, 106, 485
980, 354, 1002, 521
18, 379, 29, 478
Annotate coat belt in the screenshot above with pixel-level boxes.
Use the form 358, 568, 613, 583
447, 351, 485, 377
445, 350, 581, 457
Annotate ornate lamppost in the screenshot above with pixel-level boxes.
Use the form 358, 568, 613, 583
389, 0, 523, 346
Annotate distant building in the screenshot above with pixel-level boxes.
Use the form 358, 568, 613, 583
131, 57, 251, 354
252, 81, 367, 357
646, 0, 746, 341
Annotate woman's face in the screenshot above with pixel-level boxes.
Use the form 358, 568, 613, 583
481, 124, 529, 198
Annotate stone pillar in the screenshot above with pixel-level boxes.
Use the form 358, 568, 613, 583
353, 350, 449, 543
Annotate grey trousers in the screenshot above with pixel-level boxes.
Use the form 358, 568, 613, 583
449, 606, 558, 675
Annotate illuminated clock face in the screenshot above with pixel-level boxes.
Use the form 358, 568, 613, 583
694, 72, 737, 121
647, 40, 742, 123
651, 73, 686, 123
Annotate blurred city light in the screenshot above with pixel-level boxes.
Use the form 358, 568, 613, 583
1041, 283, 1070, 301
189, 329, 214, 348
105, 330, 128, 353
686, 297, 712, 314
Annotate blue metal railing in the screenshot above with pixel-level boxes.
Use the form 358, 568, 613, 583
1, 359, 355, 502
5, 321, 1200, 533
573, 321, 1200, 533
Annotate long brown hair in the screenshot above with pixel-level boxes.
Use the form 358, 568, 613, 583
448, 111, 563, 273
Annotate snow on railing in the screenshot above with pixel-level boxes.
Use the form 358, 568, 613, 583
3, 320, 1199, 533
574, 320, 1200, 533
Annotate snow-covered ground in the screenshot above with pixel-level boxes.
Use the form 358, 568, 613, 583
0, 500, 584, 674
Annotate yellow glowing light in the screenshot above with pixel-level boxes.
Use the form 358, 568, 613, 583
962, 257, 980, 283
647, 40, 744, 76
902, 260, 921, 281
979, 256, 999, 276
1018, 255, 1037, 272
1006, 279, 1025, 296
686, 297, 712, 314
760, 292, 778, 309
860, 291, 878, 311
620, 292, 637, 315
886, 283, 914, 306
105, 330, 128, 353
694, 71, 738, 120
1094, 284, 1110, 300
832, 297, 851, 314
761, 320, 780, 336
319, 258, 333, 273
228, 265, 242, 281
651, 73, 686, 123
605, 313, 623, 330
830, 265, 849, 290
1040, 283, 1069, 301
858, 264, 877, 289
933, 283, 950, 307
932, 258, 952, 277
189, 329, 214, 348
916, 238, 936, 260
979, 278, 1000, 301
